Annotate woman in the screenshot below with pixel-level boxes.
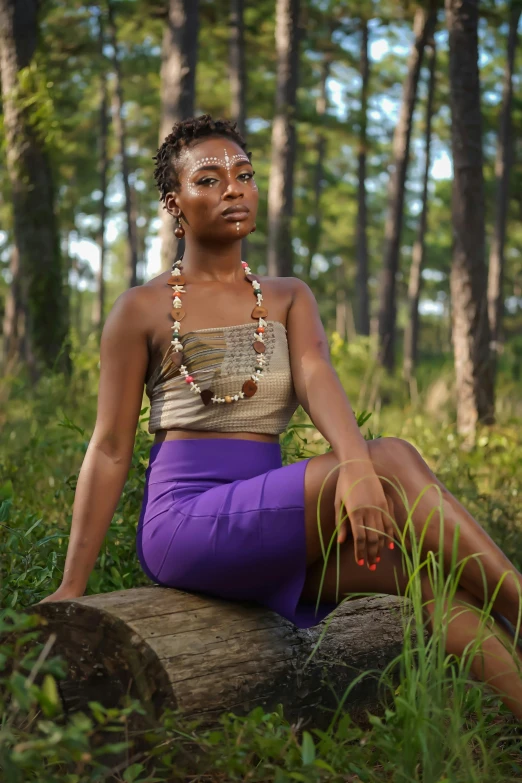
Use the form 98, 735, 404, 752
42, 115, 522, 719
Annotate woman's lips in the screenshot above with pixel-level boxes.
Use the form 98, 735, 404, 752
222, 211, 249, 221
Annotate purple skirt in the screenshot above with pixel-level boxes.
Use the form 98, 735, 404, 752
136, 438, 337, 628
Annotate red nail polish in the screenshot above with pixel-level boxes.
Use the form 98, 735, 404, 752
369, 564, 377, 571
357, 558, 364, 566
376, 556, 381, 563
388, 542, 395, 550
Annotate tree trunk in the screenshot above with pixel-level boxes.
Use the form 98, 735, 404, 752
377, 2, 438, 372
93, 10, 110, 333
107, 0, 139, 289
229, 0, 246, 137
158, 0, 200, 272
29, 588, 408, 734
2, 245, 26, 369
446, 0, 495, 438
229, 0, 250, 262
335, 264, 347, 341
306, 47, 331, 280
355, 18, 371, 336
487, 0, 521, 382
130, 184, 145, 284
403, 41, 436, 382
0, 0, 69, 378
267, 0, 301, 278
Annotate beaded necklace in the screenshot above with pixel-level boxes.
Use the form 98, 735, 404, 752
168, 256, 268, 406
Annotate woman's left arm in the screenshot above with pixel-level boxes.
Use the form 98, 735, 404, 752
286, 279, 394, 562
286, 277, 370, 468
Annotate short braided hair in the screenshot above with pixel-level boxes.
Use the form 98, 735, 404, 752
153, 114, 251, 206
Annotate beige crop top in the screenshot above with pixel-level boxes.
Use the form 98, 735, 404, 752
145, 320, 300, 435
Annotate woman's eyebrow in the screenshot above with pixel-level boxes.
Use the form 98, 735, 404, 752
193, 159, 251, 174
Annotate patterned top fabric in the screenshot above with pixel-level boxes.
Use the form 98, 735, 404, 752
145, 320, 299, 435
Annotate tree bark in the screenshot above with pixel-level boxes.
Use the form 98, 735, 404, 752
306, 46, 331, 280
377, 2, 438, 372
403, 41, 436, 382
107, 0, 139, 289
335, 263, 347, 341
446, 0, 495, 438
267, 0, 301, 278
2, 244, 26, 368
130, 183, 145, 283
29, 588, 408, 734
355, 18, 370, 336
487, 0, 521, 382
229, 0, 246, 137
158, 0, 200, 272
229, 0, 250, 262
0, 0, 69, 377
93, 10, 110, 333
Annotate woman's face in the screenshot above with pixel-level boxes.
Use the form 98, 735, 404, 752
165, 136, 258, 241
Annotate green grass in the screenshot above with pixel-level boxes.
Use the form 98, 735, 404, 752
1, 333, 522, 781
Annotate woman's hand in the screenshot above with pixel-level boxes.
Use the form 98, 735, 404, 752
36, 585, 85, 604
334, 465, 395, 569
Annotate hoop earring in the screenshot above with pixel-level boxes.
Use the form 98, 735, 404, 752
174, 214, 185, 239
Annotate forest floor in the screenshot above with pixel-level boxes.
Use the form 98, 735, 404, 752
1, 341, 522, 782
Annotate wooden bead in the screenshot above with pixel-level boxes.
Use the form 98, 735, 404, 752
224, 395, 233, 403
252, 306, 268, 319
242, 380, 257, 398
168, 274, 185, 285
171, 352, 184, 367
245, 274, 258, 283
200, 389, 213, 405
172, 308, 186, 321
253, 342, 266, 354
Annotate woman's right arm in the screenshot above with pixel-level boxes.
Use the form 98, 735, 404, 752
39, 288, 151, 602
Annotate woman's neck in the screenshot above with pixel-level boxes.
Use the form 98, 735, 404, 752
179, 239, 245, 283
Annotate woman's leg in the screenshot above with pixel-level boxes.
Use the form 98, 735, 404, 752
425, 585, 522, 720
300, 439, 522, 629
368, 437, 522, 629
300, 539, 522, 720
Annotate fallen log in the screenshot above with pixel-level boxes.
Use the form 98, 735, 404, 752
27, 587, 409, 731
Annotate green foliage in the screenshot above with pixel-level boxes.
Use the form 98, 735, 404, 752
2, 335, 522, 780
0, 336, 152, 607
0, 609, 148, 782
2, 0, 520, 341
15, 61, 70, 155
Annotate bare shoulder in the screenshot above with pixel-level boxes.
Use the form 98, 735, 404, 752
267, 276, 318, 312
142, 268, 171, 290
260, 275, 313, 296
258, 275, 304, 317
105, 272, 169, 334
286, 276, 315, 299
284, 276, 329, 354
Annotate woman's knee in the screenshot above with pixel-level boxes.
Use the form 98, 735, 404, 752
368, 436, 420, 469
